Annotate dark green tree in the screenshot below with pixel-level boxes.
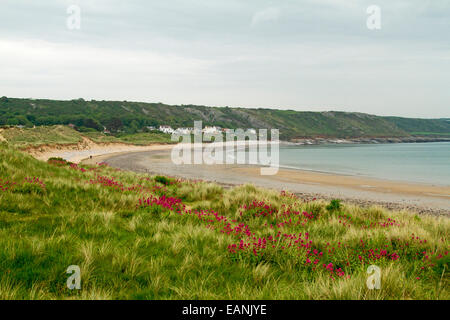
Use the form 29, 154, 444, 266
106, 117, 123, 132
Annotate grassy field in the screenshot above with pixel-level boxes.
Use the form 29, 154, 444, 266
0, 126, 173, 148
0, 143, 448, 299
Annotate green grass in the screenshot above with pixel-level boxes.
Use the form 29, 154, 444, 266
0, 143, 448, 300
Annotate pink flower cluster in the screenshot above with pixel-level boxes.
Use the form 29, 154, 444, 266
338, 215, 352, 228
89, 175, 125, 190
47, 159, 68, 166
239, 201, 317, 227
359, 247, 400, 262
24, 177, 46, 190
89, 175, 158, 195
280, 190, 299, 200
1, 177, 46, 192
151, 185, 169, 196
48, 159, 109, 173
69, 163, 87, 173
363, 217, 401, 229
0, 178, 16, 192
322, 263, 346, 279
239, 200, 277, 217
137, 195, 184, 211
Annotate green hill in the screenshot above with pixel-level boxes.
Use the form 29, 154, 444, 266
1, 97, 449, 140
385, 117, 450, 136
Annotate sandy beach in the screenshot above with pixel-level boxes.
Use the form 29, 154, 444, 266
25, 137, 175, 163
79, 147, 450, 216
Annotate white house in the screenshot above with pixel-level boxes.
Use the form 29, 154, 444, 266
175, 127, 193, 135
203, 126, 221, 134
159, 125, 175, 134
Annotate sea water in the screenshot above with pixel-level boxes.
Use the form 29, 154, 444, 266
278, 142, 450, 186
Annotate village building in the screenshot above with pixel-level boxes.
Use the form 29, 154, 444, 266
175, 127, 193, 135
159, 125, 175, 134
202, 126, 221, 134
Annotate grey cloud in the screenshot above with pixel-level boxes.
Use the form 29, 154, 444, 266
0, 0, 449, 117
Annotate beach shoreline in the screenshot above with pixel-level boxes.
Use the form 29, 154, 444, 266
80, 147, 450, 216
25, 140, 449, 216
26, 141, 450, 216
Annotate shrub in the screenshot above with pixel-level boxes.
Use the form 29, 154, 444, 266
326, 199, 342, 212
154, 175, 173, 186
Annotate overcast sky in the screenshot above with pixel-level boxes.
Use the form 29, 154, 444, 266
0, 0, 449, 118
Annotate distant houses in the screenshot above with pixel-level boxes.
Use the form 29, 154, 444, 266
155, 125, 257, 136
203, 126, 222, 134
158, 125, 175, 134
157, 125, 223, 135
176, 127, 194, 135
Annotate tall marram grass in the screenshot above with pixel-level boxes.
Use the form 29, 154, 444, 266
0, 142, 448, 300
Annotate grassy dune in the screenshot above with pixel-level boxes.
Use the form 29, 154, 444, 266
0, 143, 448, 299
83, 131, 174, 145
0, 125, 83, 148
0, 125, 173, 148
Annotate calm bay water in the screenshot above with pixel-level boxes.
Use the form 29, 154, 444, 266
279, 142, 450, 186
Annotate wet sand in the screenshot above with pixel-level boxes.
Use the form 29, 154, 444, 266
82, 148, 450, 216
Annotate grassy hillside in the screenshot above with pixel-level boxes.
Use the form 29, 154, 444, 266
1, 97, 449, 140
386, 117, 450, 136
0, 144, 448, 299
387, 117, 450, 134
0, 125, 173, 148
